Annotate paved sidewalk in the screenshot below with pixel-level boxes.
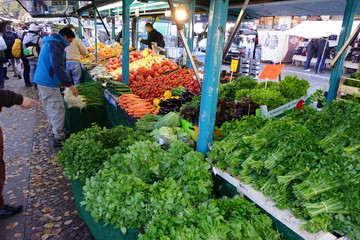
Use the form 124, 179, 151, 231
0, 76, 94, 240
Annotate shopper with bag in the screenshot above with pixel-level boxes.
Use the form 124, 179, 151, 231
0, 33, 8, 88
22, 24, 43, 87
3, 25, 21, 79
14, 31, 32, 87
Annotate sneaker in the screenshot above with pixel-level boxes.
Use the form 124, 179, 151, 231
0, 204, 23, 217
53, 138, 65, 147
305, 69, 311, 72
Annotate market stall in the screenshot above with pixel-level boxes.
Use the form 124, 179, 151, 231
286, 21, 360, 71
61, 24, 356, 240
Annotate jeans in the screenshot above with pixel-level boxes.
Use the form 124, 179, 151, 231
0, 66, 4, 88
21, 57, 31, 86
304, 53, 313, 70
315, 55, 326, 73
66, 62, 82, 85
29, 60, 38, 86
37, 84, 66, 140
0, 127, 5, 209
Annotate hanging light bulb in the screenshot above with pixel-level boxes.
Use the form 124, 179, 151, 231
174, 5, 189, 23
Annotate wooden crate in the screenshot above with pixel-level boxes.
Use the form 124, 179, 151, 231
337, 77, 360, 100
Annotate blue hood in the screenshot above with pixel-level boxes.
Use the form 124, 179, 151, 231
42, 33, 68, 48
33, 33, 72, 88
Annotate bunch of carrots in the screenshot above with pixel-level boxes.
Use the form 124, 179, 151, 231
117, 94, 158, 118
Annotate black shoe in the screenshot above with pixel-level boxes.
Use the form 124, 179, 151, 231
18, 75, 22, 79
4, 76, 9, 80
0, 204, 23, 217
53, 138, 65, 147
63, 129, 71, 139
25, 83, 32, 87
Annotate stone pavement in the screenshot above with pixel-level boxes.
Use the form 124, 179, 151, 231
0, 75, 94, 240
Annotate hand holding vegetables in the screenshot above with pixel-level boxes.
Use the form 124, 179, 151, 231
68, 85, 79, 96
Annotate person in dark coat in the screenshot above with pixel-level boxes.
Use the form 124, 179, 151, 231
304, 39, 317, 71
139, 23, 165, 50
0, 90, 39, 217
315, 37, 330, 73
3, 25, 20, 79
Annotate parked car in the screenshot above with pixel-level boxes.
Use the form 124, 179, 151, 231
224, 43, 247, 63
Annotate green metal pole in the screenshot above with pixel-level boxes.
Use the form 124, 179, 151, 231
112, 17, 116, 41
78, 17, 83, 39
186, 0, 195, 68
94, 10, 98, 62
196, 0, 229, 154
77, 1, 82, 39
131, 17, 137, 48
326, 0, 358, 102
122, 0, 135, 85
136, 17, 139, 49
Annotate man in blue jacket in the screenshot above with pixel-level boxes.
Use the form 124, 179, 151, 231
34, 27, 78, 147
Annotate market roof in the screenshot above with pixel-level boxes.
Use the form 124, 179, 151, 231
15, 0, 360, 18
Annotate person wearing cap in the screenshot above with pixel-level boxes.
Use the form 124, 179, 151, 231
33, 27, 78, 147
65, 25, 88, 85
22, 23, 43, 87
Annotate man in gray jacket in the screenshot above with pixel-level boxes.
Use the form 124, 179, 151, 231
22, 24, 43, 87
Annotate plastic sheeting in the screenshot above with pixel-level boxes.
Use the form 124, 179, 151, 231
284, 21, 360, 39
258, 30, 289, 63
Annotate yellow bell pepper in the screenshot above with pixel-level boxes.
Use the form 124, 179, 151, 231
153, 99, 160, 108
164, 91, 172, 99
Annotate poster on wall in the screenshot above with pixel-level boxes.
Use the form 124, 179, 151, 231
258, 30, 288, 63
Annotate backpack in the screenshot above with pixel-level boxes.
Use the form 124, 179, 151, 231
3, 32, 16, 49
12, 38, 22, 58
23, 36, 40, 60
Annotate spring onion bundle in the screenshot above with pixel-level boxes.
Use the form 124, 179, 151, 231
64, 81, 105, 109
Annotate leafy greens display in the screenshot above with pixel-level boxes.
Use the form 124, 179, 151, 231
208, 101, 360, 238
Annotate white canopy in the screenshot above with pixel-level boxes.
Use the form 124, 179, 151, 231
284, 21, 360, 39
